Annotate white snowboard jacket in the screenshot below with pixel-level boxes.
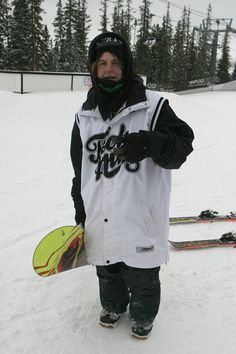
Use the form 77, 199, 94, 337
71, 85, 194, 268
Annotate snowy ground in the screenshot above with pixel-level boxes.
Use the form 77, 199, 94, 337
0, 89, 236, 354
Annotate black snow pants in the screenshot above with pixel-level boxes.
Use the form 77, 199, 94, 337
96, 262, 161, 326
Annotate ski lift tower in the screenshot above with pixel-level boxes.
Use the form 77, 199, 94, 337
194, 18, 236, 83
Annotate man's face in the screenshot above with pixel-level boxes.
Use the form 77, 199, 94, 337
96, 52, 123, 81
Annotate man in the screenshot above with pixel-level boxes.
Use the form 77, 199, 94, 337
70, 32, 194, 339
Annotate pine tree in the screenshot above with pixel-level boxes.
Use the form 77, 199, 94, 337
54, 0, 65, 41
171, 7, 191, 90
100, 0, 109, 33
53, 0, 66, 71
53, 0, 90, 72
9, 0, 32, 70
4, 0, 11, 69
41, 25, 54, 70
63, 0, 78, 71
110, 0, 133, 42
0, 0, 11, 69
28, 0, 45, 71
139, 0, 151, 39
187, 28, 198, 82
182, 7, 192, 87
217, 29, 231, 83
171, 19, 185, 90
134, 0, 152, 75
123, 0, 132, 42
119, 0, 133, 42
195, 4, 213, 82
111, 0, 124, 33
0, 1, 5, 69
232, 62, 236, 81
145, 23, 160, 87
9, 0, 48, 71
155, 4, 173, 89
73, 0, 91, 71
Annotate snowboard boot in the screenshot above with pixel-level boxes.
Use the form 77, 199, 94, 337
99, 309, 121, 328
131, 323, 153, 339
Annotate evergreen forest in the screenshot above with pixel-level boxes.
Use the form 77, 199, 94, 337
0, 0, 236, 91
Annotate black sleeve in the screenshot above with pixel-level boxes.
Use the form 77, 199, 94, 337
144, 100, 194, 169
70, 120, 86, 225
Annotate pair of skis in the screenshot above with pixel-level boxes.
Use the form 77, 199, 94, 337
169, 209, 236, 250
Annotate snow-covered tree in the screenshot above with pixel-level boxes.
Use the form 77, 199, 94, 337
155, 3, 173, 89
111, 0, 124, 33
8, 0, 32, 70
134, 0, 152, 75
28, 0, 45, 70
73, 0, 91, 71
217, 30, 231, 83
0, 0, 11, 69
53, 0, 66, 70
195, 4, 213, 82
232, 61, 236, 80
41, 25, 54, 71
99, 0, 109, 33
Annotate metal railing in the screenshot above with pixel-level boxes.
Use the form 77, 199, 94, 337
0, 70, 91, 94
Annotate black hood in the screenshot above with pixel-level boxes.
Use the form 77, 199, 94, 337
88, 32, 134, 97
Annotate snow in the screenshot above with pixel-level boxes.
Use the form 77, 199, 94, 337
0, 88, 236, 353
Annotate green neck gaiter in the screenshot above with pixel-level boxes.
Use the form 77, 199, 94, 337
97, 78, 123, 94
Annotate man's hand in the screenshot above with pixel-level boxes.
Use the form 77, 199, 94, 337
112, 131, 149, 163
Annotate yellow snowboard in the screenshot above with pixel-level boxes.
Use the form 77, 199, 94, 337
33, 225, 87, 277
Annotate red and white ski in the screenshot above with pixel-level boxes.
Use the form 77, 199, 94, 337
169, 232, 236, 250
169, 210, 236, 225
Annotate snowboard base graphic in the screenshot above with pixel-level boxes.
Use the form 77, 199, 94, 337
33, 225, 88, 277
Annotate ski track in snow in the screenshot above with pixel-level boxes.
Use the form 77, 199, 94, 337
0, 89, 236, 354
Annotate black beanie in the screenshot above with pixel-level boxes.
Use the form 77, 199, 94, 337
90, 36, 125, 63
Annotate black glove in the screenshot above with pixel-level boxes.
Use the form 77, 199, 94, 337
74, 197, 86, 227
113, 131, 149, 163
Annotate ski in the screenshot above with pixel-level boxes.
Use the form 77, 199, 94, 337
169, 210, 236, 225
169, 232, 236, 250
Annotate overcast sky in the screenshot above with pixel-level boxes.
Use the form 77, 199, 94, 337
43, 0, 236, 61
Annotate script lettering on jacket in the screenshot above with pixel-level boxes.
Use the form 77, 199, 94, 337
86, 124, 139, 180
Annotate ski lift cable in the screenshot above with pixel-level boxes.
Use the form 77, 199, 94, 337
158, 0, 207, 18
